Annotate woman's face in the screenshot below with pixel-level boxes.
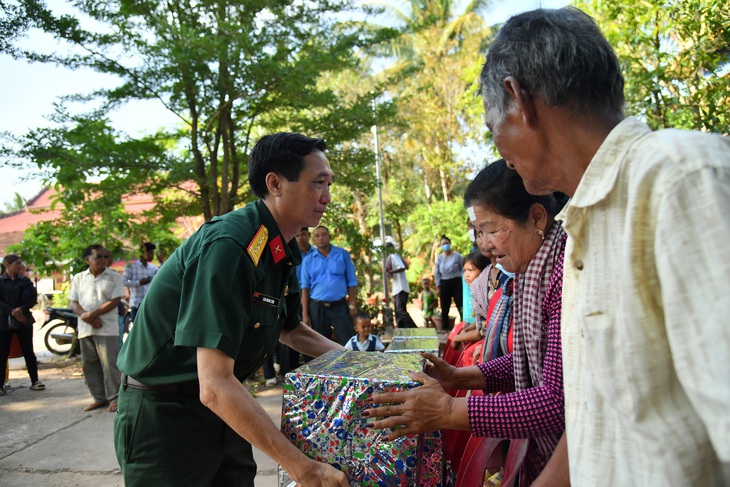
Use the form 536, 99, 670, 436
470, 202, 543, 274
4, 259, 23, 277
475, 230, 496, 264
440, 238, 451, 253
463, 261, 482, 285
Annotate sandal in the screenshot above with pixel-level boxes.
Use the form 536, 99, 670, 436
83, 401, 109, 412
30, 381, 46, 391
107, 402, 118, 413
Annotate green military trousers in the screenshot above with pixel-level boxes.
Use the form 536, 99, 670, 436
114, 385, 257, 486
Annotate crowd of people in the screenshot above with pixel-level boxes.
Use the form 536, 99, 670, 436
1, 6, 728, 487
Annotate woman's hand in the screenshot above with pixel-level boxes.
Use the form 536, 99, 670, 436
363, 372, 455, 440
472, 344, 483, 364
421, 352, 460, 389
11, 307, 27, 323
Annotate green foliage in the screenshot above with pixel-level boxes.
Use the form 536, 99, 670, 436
369, 0, 493, 203
1, 0, 397, 277
577, 0, 730, 133
404, 199, 470, 272
332, 0, 494, 294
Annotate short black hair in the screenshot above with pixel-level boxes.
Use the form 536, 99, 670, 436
248, 132, 327, 199
464, 160, 564, 222
353, 311, 371, 324
142, 242, 156, 252
83, 244, 105, 259
464, 250, 490, 272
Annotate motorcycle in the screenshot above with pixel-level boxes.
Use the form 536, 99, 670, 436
42, 307, 79, 356
42, 301, 132, 357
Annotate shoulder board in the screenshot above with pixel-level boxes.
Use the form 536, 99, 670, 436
246, 225, 269, 266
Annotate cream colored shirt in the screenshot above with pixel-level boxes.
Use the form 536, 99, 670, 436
68, 267, 125, 339
559, 117, 730, 485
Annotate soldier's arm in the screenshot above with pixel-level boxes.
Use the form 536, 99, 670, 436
197, 347, 349, 487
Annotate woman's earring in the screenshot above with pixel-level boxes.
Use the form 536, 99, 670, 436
536, 228, 545, 241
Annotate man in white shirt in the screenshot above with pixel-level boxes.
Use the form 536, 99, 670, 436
384, 242, 417, 328
479, 7, 730, 485
69, 245, 125, 413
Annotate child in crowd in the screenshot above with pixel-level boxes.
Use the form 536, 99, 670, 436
345, 312, 385, 352
420, 278, 438, 328
449, 251, 490, 352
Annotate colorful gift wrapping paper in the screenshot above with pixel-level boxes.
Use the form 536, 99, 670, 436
385, 337, 440, 354
280, 350, 443, 486
393, 328, 438, 339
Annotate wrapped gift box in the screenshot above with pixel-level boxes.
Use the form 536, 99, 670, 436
393, 328, 438, 339
386, 337, 440, 355
280, 349, 443, 486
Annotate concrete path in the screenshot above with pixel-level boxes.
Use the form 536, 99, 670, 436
1, 317, 284, 487
1, 301, 443, 486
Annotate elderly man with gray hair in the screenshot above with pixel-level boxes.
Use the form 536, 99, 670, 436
479, 7, 730, 486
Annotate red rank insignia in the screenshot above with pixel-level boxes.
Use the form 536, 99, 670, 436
269, 235, 285, 264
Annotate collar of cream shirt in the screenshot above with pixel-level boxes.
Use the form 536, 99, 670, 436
567, 117, 651, 211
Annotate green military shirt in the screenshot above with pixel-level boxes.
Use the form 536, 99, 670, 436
118, 200, 302, 385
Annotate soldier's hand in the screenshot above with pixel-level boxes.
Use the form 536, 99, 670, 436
293, 461, 349, 487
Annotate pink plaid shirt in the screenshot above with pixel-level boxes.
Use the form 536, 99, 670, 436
467, 238, 565, 486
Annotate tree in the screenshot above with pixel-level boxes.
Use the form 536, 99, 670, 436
370, 0, 493, 203
577, 0, 730, 133
2, 108, 185, 273
404, 198, 470, 276
1, 0, 390, 218
1, 0, 395, 273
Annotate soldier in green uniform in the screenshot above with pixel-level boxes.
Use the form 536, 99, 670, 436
114, 132, 349, 487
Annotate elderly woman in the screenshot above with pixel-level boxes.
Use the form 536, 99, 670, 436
365, 160, 566, 486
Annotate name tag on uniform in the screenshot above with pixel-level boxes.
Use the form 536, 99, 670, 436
253, 292, 280, 308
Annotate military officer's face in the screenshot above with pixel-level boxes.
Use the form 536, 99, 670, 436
281, 149, 334, 229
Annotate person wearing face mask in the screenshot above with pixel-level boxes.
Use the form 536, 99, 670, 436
366, 161, 568, 486
433, 235, 464, 333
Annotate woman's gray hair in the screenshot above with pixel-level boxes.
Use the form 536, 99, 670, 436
479, 7, 624, 120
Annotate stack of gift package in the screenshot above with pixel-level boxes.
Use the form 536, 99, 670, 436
392, 328, 438, 339
385, 337, 440, 355
280, 350, 443, 486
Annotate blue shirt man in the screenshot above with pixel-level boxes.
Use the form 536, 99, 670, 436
300, 225, 358, 345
